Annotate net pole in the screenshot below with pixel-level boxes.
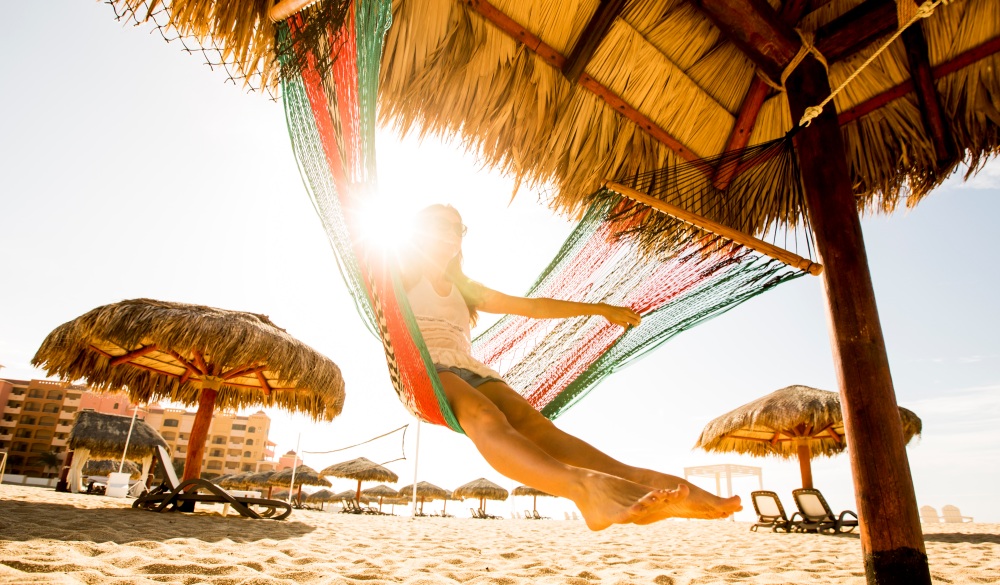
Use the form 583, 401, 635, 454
410, 418, 421, 518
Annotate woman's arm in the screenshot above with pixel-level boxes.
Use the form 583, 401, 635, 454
476, 286, 641, 328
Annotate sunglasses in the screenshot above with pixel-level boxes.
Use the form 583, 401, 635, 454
424, 217, 467, 238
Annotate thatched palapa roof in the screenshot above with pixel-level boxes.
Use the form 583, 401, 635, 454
82, 459, 141, 478
32, 298, 344, 421
695, 384, 922, 459
107, 0, 998, 248
68, 410, 168, 460
267, 465, 332, 487
452, 478, 509, 501
397, 481, 450, 500
319, 457, 399, 483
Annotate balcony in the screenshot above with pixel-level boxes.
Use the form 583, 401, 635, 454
0, 420, 16, 428
59, 411, 74, 420
175, 438, 188, 445
63, 397, 81, 407
55, 423, 72, 433
50, 438, 67, 447
5, 407, 21, 415
0, 432, 12, 441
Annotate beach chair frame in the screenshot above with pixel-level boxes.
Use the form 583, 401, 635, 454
791, 488, 858, 534
133, 446, 292, 520
749, 491, 803, 532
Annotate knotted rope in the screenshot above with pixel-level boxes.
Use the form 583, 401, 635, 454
798, 0, 950, 126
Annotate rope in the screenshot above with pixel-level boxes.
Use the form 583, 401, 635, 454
758, 29, 829, 91
301, 424, 408, 454
798, 0, 950, 127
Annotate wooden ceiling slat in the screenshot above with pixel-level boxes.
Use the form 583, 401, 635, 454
902, 22, 957, 165
838, 34, 1000, 125
562, 0, 629, 82
715, 0, 810, 189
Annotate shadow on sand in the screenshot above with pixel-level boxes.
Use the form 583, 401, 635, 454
0, 498, 315, 544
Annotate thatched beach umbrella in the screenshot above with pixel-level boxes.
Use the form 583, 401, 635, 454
83, 459, 140, 479
32, 298, 344, 482
362, 484, 399, 513
333, 489, 371, 504
306, 488, 336, 510
320, 457, 398, 504
66, 410, 167, 493
245, 470, 276, 498
513, 485, 555, 515
268, 465, 331, 505
696, 385, 922, 490
218, 472, 255, 490
453, 478, 509, 515
397, 481, 450, 515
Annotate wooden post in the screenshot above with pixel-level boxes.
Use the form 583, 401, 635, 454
796, 441, 813, 489
785, 55, 930, 585
182, 379, 220, 483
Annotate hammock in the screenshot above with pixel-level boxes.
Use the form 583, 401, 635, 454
277, 0, 816, 432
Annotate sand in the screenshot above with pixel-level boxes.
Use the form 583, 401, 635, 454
0, 485, 996, 584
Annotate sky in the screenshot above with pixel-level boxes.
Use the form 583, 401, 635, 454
1, 1, 997, 522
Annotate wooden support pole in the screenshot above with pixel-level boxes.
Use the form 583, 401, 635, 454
562, 0, 628, 82
109, 345, 158, 366
901, 21, 957, 166
182, 378, 220, 483
605, 181, 824, 275
785, 55, 930, 585
796, 442, 813, 489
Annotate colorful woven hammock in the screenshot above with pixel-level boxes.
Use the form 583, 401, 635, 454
277, 0, 812, 432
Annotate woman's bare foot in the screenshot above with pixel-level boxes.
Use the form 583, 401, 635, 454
574, 472, 694, 531
629, 471, 743, 521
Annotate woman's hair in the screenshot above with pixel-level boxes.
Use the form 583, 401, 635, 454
410, 205, 483, 326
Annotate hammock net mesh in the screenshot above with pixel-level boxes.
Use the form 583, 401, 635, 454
278, 0, 811, 431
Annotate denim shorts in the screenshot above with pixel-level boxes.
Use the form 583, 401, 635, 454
435, 365, 504, 388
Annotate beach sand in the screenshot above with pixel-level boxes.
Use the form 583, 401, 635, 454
1, 485, 996, 584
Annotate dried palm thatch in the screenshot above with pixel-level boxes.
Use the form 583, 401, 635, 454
379, 0, 999, 230
245, 470, 276, 488
695, 384, 921, 487
695, 384, 922, 458
513, 484, 555, 512
307, 488, 336, 501
218, 472, 256, 489
68, 411, 168, 460
267, 465, 332, 487
82, 459, 141, 478
452, 478, 509, 502
333, 489, 372, 503
108, 0, 351, 92
397, 481, 450, 500
362, 484, 400, 498
321, 457, 399, 502
32, 298, 344, 420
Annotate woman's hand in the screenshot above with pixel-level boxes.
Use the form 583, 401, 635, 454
598, 304, 641, 328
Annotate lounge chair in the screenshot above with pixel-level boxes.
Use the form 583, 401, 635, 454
133, 446, 291, 520
749, 490, 803, 532
791, 488, 859, 534
919, 505, 941, 524
941, 505, 973, 523
530, 509, 549, 520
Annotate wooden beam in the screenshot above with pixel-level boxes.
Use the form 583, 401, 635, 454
464, 0, 703, 164
838, 35, 1000, 125
902, 21, 956, 165
221, 364, 266, 381
256, 370, 273, 396
813, 0, 897, 64
693, 0, 898, 83
165, 349, 203, 376
109, 345, 158, 366
562, 0, 628, 82
192, 350, 209, 377
714, 0, 810, 190
786, 54, 930, 585
689, 0, 799, 82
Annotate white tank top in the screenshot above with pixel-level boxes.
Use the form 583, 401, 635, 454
406, 276, 503, 379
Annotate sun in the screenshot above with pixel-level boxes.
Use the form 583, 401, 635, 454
354, 194, 417, 258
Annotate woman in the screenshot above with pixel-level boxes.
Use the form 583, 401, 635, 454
401, 204, 741, 530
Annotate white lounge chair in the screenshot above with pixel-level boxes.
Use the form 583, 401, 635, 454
941, 505, 973, 523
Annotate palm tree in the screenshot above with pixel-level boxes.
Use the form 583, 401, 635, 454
36, 451, 61, 479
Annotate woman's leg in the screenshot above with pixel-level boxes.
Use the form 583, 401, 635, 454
437, 372, 688, 530
474, 380, 742, 519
